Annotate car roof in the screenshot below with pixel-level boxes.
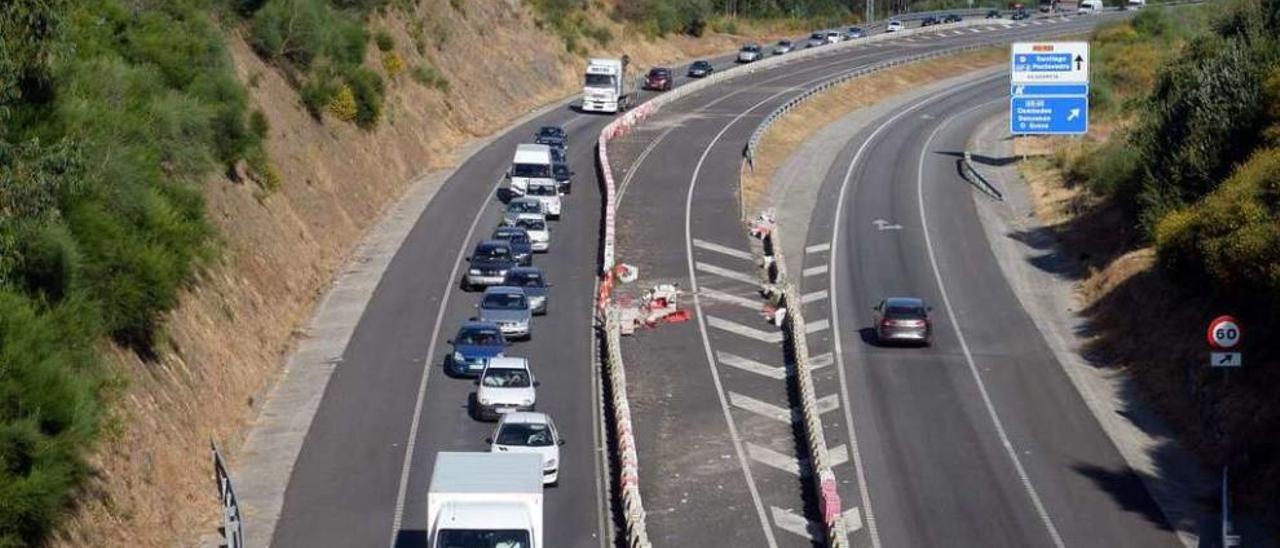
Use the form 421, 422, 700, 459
498, 412, 552, 426
484, 285, 527, 296
514, 212, 546, 222
495, 226, 529, 235
460, 320, 502, 332
514, 143, 551, 163
476, 239, 511, 250
884, 297, 926, 308
508, 266, 544, 276
486, 356, 529, 369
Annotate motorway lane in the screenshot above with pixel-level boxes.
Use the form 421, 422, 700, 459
799, 76, 1183, 546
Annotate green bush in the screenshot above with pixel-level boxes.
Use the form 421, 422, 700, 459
411, 64, 450, 91
250, 0, 367, 70
345, 66, 385, 129
374, 28, 395, 52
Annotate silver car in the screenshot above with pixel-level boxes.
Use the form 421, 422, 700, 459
773, 39, 794, 55
503, 197, 546, 226
477, 286, 532, 340
873, 297, 932, 345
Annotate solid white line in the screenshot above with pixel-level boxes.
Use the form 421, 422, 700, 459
806, 318, 830, 334
747, 443, 802, 476
694, 238, 755, 261
918, 106, 1066, 548
803, 264, 829, 277
806, 243, 831, 254
702, 287, 764, 310
618, 125, 677, 203
696, 261, 761, 286
730, 391, 793, 423
707, 315, 784, 343
771, 506, 822, 540
802, 290, 829, 304
388, 178, 501, 545
825, 79, 1005, 548
719, 351, 788, 380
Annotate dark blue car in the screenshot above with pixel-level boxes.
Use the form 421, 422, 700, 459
449, 321, 507, 377
535, 126, 567, 151
492, 226, 534, 266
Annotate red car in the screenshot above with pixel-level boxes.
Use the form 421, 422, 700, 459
645, 67, 673, 91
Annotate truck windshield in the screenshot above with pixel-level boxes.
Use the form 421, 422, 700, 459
512, 163, 550, 178
584, 74, 615, 87
436, 529, 531, 548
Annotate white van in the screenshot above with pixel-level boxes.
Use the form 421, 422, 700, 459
1078, 0, 1103, 13
1126, 0, 1145, 8
507, 144, 555, 196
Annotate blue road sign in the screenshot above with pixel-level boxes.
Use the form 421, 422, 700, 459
1011, 96, 1089, 134
1011, 84, 1089, 97
1012, 53, 1076, 73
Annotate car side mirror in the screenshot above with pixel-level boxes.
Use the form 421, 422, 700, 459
484, 437, 493, 444
558, 439, 566, 446
533, 380, 541, 387
446, 339, 454, 345
465, 257, 471, 262
505, 170, 512, 179
473, 380, 481, 385
927, 306, 934, 312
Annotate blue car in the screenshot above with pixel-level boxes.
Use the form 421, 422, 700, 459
535, 126, 567, 151
448, 321, 507, 377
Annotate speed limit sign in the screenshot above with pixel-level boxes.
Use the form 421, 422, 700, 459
1208, 315, 1242, 349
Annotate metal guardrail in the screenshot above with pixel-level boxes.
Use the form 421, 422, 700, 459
212, 441, 244, 548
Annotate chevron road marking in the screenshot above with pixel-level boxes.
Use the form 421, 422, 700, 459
771, 506, 822, 540
696, 261, 759, 285
807, 318, 830, 335
719, 351, 787, 380
969, 28, 982, 33
829, 444, 850, 467
845, 507, 864, 533
811, 352, 834, 370
708, 315, 783, 343
729, 391, 792, 423
816, 394, 840, 415
805, 243, 830, 254
701, 287, 762, 310
802, 290, 829, 304
748, 443, 802, 476
803, 264, 829, 277
693, 238, 754, 261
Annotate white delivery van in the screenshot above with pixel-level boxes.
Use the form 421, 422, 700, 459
582, 57, 633, 114
428, 452, 543, 548
507, 144, 555, 196
1078, 0, 1103, 13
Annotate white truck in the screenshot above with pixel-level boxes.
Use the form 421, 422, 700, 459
507, 143, 556, 196
428, 452, 544, 548
581, 57, 634, 114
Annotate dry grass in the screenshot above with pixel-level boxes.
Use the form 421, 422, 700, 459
741, 47, 1006, 213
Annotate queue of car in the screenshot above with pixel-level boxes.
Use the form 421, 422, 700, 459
451, 124, 573, 485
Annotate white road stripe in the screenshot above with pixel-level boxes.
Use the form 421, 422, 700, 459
1003, 23, 1014, 28
748, 443, 801, 476
803, 264, 829, 277
951, 30, 965, 36
771, 506, 822, 540
816, 394, 840, 415
830, 444, 850, 467
696, 261, 760, 286
844, 507, 864, 533
693, 238, 754, 261
1032, 20, 1044, 24
702, 287, 762, 310
805, 242, 830, 254
806, 319, 830, 335
729, 392, 792, 423
719, 351, 787, 380
708, 316, 783, 343
811, 352, 834, 370
969, 28, 982, 33
802, 290, 829, 304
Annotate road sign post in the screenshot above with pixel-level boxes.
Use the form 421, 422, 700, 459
1206, 315, 1243, 547
1009, 42, 1090, 136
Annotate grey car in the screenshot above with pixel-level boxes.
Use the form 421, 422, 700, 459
477, 286, 532, 340
873, 297, 932, 345
504, 267, 550, 315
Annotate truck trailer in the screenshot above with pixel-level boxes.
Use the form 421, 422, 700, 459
427, 452, 544, 548
581, 57, 634, 114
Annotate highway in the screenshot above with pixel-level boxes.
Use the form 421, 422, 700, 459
263, 10, 1167, 548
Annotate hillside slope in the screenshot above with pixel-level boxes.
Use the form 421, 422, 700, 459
46, 1, 791, 545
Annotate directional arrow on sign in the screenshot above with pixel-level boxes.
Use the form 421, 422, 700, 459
1067, 108, 1081, 121
1075, 54, 1084, 70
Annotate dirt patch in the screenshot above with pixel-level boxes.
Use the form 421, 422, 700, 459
741, 47, 1006, 213
46, 2, 822, 546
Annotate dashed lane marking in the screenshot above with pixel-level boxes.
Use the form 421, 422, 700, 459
805, 243, 831, 254
719, 351, 787, 380
748, 443, 802, 476
803, 264, 829, 277
693, 238, 755, 261
708, 316, 783, 343
802, 290, 829, 304
771, 506, 822, 541
702, 287, 764, 311
729, 391, 792, 423
696, 261, 761, 286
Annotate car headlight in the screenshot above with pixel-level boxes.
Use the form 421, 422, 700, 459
480, 397, 491, 406
453, 351, 465, 362
497, 269, 509, 276
521, 398, 533, 406
545, 457, 557, 468
468, 268, 481, 276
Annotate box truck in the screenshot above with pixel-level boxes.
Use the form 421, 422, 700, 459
581, 57, 634, 114
428, 452, 543, 548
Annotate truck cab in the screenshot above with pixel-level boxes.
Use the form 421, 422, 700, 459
582, 57, 632, 114
428, 452, 543, 548
506, 144, 555, 196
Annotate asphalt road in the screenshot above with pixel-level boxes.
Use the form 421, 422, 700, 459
605, 13, 1134, 548
792, 71, 1184, 548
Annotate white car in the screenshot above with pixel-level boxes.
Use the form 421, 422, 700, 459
825, 31, 841, 44
525, 180, 561, 219
472, 357, 538, 421
886, 20, 904, 32
503, 197, 545, 226
806, 32, 827, 48
507, 213, 550, 252
737, 43, 762, 63
488, 412, 564, 485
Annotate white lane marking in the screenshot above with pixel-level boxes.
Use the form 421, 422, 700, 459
389, 178, 501, 544
829, 443, 850, 467
807, 318, 831, 334
825, 78, 1007, 548
845, 507, 865, 532
811, 352, 834, 370
748, 443, 802, 476
969, 28, 982, 33
802, 290, 829, 304
951, 30, 965, 36
917, 104, 1067, 548
1032, 20, 1044, 24
904, 38, 916, 43
1003, 24, 1015, 28
696, 261, 761, 286
730, 391, 793, 423
702, 287, 764, 310
618, 125, 677, 203
771, 506, 823, 540
806, 242, 831, 254
694, 238, 755, 261
803, 264, 829, 277
719, 351, 788, 380
816, 394, 841, 415
708, 316, 783, 343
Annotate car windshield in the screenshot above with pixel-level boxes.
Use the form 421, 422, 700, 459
811, 33, 825, 39
512, 163, 550, 178
553, 164, 570, 180
517, 218, 546, 231
539, 128, 562, 138
482, 292, 526, 310
508, 272, 543, 287
508, 201, 541, 214
458, 328, 503, 346
435, 529, 530, 548
649, 69, 667, 77
693, 61, 710, 68
476, 244, 510, 259
482, 368, 531, 388
742, 45, 759, 52
496, 423, 554, 446
886, 304, 926, 319
584, 73, 614, 87
526, 184, 557, 197
779, 40, 791, 46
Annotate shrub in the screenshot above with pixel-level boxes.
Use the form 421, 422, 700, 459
250, 0, 367, 70
411, 65, 449, 91
382, 51, 405, 78
374, 28, 395, 52
327, 85, 359, 122
249, 109, 270, 140
344, 67, 385, 129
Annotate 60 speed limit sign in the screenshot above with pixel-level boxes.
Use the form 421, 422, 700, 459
1208, 316, 1242, 349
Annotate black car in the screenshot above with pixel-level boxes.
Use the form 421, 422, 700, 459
535, 126, 567, 150
943, 14, 963, 22
491, 227, 534, 266
1011, 9, 1031, 19
921, 15, 940, 26
687, 60, 714, 78
463, 240, 517, 291
985, 9, 1001, 18
550, 146, 572, 194
504, 266, 551, 315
